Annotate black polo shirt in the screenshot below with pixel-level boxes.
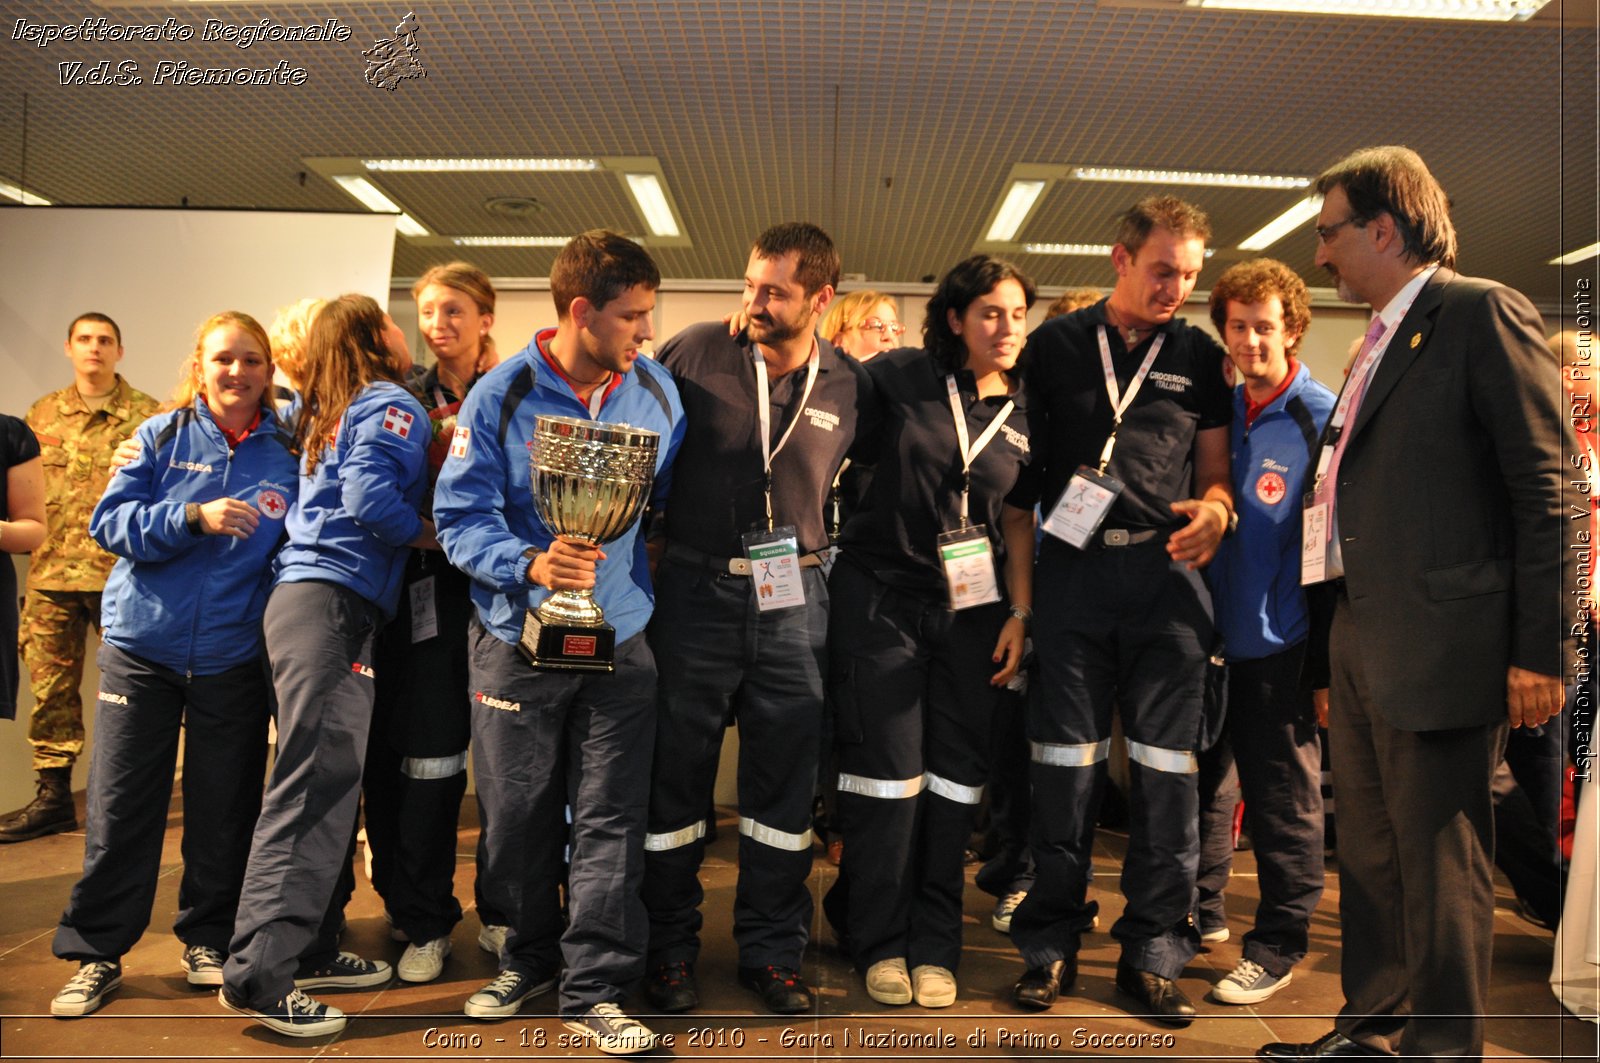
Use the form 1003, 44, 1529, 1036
840, 347, 1032, 598
1018, 300, 1231, 531
657, 322, 874, 557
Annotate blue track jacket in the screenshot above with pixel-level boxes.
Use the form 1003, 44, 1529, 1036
1209, 362, 1336, 662
433, 334, 685, 646
92, 399, 299, 675
273, 381, 428, 617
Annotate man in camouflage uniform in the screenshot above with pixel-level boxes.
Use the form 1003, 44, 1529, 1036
0, 313, 159, 843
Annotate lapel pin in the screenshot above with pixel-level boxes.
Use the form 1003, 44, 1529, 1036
1409, 333, 1421, 349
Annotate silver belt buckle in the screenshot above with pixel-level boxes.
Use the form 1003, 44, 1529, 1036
1103, 528, 1130, 547
729, 557, 753, 576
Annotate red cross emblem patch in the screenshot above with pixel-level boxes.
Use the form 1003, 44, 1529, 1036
256, 489, 288, 520
1255, 471, 1287, 506
381, 406, 414, 439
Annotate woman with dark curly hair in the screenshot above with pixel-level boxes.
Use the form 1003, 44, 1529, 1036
824, 255, 1037, 1009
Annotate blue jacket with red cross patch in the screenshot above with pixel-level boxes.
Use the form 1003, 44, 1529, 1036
273, 381, 428, 617
92, 398, 300, 675
1209, 361, 1336, 663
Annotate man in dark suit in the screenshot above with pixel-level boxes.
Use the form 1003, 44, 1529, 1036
1258, 146, 1573, 1061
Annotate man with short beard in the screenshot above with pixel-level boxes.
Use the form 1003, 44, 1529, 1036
640, 222, 874, 1015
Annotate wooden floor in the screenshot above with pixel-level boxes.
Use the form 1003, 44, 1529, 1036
1, 789, 1593, 1061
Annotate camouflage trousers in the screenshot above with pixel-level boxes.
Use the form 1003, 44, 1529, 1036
18, 589, 102, 772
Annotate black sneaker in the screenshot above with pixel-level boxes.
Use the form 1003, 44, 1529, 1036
51, 960, 122, 1017
644, 960, 698, 1013
563, 1003, 657, 1055
181, 945, 225, 987
219, 986, 346, 1037
463, 967, 557, 1019
293, 951, 391, 990
739, 964, 813, 1014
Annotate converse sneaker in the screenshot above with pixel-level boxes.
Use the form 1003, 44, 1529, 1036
397, 936, 451, 983
563, 1002, 657, 1055
181, 945, 226, 987
464, 967, 557, 1019
991, 890, 1027, 933
51, 960, 121, 1017
477, 923, 509, 959
910, 964, 957, 1008
219, 986, 346, 1037
293, 951, 391, 990
1213, 958, 1291, 1004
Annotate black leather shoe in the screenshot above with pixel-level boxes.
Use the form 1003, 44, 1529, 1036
1115, 964, 1196, 1027
1012, 957, 1075, 1010
739, 965, 813, 1014
1257, 1030, 1381, 1059
644, 960, 698, 1013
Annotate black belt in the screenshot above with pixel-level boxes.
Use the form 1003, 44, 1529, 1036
665, 541, 825, 576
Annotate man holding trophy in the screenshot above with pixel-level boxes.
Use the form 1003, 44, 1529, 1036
434, 231, 684, 1055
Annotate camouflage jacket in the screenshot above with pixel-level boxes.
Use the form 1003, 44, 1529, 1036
25, 376, 161, 591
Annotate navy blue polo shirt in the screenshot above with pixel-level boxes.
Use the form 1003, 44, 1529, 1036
657, 322, 875, 557
1017, 300, 1231, 531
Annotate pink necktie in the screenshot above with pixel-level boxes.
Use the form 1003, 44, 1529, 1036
1314, 315, 1388, 521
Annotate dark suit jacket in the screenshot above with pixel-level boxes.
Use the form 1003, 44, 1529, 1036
1321, 269, 1575, 731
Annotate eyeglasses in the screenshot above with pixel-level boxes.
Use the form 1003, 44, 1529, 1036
858, 318, 905, 338
1314, 217, 1362, 243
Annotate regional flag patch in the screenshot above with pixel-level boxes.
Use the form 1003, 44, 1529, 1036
382, 406, 414, 439
450, 425, 471, 459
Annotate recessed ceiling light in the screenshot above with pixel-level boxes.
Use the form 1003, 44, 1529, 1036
362, 157, 600, 173
1072, 167, 1310, 190
452, 236, 573, 248
624, 173, 681, 238
331, 174, 429, 236
1183, 0, 1549, 22
1237, 195, 1324, 251
1550, 243, 1600, 266
987, 180, 1048, 242
1023, 243, 1116, 256
0, 178, 50, 205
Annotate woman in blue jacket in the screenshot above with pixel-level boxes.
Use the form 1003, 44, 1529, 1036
49, 311, 298, 1019
220, 294, 430, 1039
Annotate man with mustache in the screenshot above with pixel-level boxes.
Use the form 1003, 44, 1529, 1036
1007, 196, 1234, 1026
640, 222, 874, 1016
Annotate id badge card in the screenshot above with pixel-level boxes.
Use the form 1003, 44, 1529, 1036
409, 574, 439, 643
1041, 466, 1125, 549
1300, 496, 1329, 586
937, 525, 1001, 611
742, 526, 807, 611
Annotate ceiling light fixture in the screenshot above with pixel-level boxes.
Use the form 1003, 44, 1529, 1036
1237, 195, 1324, 251
1023, 243, 1116, 256
331, 174, 429, 236
1550, 242, 1600, 266
1073, 166, 1309, 190
452, 236, 573, 248
1182, 0, 1550, 22
0, 178, 51, 205
624, 173, 681, 238
362, 157, 600, 173
987, 180, 1048, 242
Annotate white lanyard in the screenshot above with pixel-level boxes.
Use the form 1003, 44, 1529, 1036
752, 342, 820, 529
1095, 326, 1164, 472
946, 375, 1015, 526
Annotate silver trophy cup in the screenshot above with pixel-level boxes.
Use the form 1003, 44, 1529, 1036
520, 414, 659, 672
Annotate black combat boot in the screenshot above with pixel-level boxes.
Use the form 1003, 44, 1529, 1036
0, 767, 77, 842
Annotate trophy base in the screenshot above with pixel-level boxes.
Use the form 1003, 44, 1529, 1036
518, 610, 616, 673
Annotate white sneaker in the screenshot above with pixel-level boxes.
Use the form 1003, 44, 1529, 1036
991, 891, 1027, 933
1213, 958, 1292, 1004
563, 1002, 657, 1055
864, 957, 913, 1005
910, 964, 957, 1008
478, 923, 509, 958
397, 937, 452, 983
